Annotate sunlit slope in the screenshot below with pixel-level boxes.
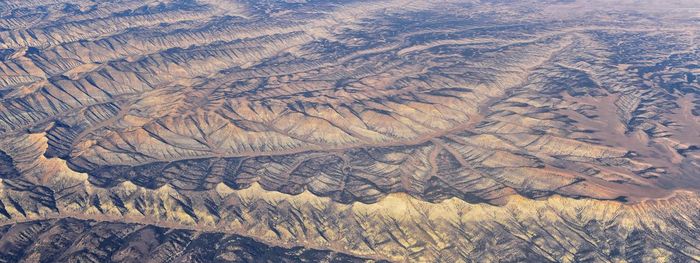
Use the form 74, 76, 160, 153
0, 0, 699, 262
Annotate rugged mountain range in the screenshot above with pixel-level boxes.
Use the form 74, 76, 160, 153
0, 0, 699, 262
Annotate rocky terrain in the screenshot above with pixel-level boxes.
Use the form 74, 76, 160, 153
0, 0, 699, 262
0, 218, 380, 263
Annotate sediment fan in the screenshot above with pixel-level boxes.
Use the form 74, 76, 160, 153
0, 0, 699, 262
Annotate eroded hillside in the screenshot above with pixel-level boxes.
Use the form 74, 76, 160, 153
0, 0, 699, 262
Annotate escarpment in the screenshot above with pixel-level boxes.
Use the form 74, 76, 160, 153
0, 0, 699, 262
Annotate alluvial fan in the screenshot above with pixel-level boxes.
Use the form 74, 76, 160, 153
0, 0, 699, 262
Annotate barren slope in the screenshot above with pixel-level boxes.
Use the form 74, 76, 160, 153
0, 0, 699, 262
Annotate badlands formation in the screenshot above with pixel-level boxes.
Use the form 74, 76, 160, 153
0, 0, 699, 262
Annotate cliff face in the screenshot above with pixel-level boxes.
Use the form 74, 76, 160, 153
0, 0, 699, 262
